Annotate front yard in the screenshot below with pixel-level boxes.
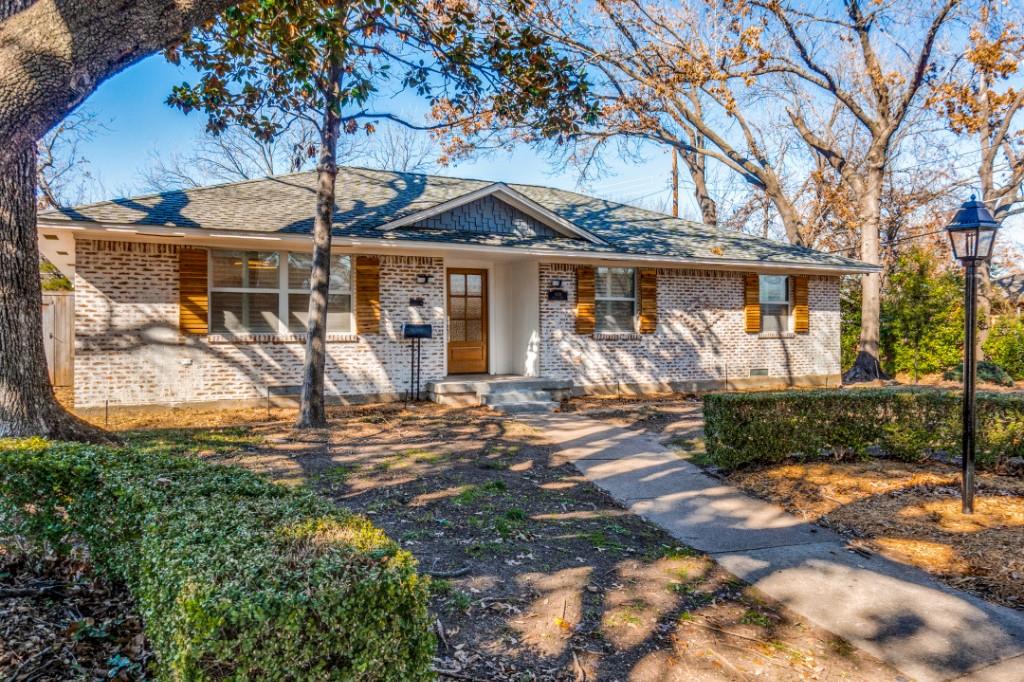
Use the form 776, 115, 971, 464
2, 400, 904, 680
576, 394, 1024, 612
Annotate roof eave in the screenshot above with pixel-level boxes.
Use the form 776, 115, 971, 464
37, 218, 882, 275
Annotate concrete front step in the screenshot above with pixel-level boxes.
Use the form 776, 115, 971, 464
481, 389, 553, 405
427, 375, 571, 407
489, 400, 559, 415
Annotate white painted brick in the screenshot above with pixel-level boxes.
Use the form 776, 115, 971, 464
537, 263, 840, 387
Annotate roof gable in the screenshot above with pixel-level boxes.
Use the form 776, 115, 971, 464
376, 182, 606, 245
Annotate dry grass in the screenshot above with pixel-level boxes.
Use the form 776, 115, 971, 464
727, 460, 1024, 609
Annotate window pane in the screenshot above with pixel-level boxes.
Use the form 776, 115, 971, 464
211, 251, 243, 288
450, 297, 466, 319
466, 296, 482, 320
288, 253, 351, 292
596, 267, 635, 298
467, 274, 482, 295
761, 303, 789, 332
466, 319, 482, 342
211, 292, 279, 334
288, 253, 312, 290
596, 299, 635, 333
759, 275, 788, 303
450, 318, 466, 341
244, 252, 279, 288
449, 274, 465, 295
287, 293, 352, 332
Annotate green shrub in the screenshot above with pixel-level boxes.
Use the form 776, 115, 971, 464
984, 316, 1024, 380
703, 389, 1024, 471
943, 360, 1015, 387
0, 438, 433, 681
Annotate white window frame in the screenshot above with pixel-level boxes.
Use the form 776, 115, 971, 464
758, 274, 792, 334
207, 250, 354, 335
594, 266, 638, 333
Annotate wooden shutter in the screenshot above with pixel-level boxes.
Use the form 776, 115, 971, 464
355, 255, 381, 334
793, 275, 809, 333
575, 265, 595, 335
638, 267, 657, 334
744, 273, 760, 334
179, 248, 208, 335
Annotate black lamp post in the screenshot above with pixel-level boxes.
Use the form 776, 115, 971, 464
945, 196, 1000, 514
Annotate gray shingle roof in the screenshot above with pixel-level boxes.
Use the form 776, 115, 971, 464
39, 166, 875, 271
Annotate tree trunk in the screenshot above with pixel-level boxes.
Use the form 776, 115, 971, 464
296, 65, 342, 429
977, 260, 992, 357
680, 149, 717, 226
0, 145, 109, 441
843, 165, 887, 383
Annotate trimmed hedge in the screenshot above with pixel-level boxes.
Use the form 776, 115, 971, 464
703, 388, 1024, 472
0, 438, 433, 681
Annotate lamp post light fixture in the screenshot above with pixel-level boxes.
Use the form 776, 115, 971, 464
945, 195, 1000, 514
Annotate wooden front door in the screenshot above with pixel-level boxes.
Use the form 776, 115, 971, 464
447, 269, 488, 374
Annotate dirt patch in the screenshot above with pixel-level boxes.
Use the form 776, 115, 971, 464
723, 460, 1024, 610
172, 400, 902, 681
0, 541, 148, 680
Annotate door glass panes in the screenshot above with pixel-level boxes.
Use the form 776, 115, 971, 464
449, 272, 484, 343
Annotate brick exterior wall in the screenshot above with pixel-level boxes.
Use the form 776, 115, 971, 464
72, 239, 842, 408
73, 239, 445, 408
415, 195, 559, 237
538, 263, 841, 391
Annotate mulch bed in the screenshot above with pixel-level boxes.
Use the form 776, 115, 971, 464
722, 460, 1024, 610
0, 541, 148, 680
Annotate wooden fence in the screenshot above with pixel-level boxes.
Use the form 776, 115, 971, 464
41, 291, 74, 387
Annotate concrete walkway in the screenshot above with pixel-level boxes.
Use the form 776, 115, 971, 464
525, 407, 1024, 682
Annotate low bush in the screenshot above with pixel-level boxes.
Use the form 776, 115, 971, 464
943, 360, 1015, 387
984, 316, 1024, 381
0, 438, 433, 681
703, 389, 1024, 471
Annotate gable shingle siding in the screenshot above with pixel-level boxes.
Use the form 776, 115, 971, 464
414, 195, 560, 238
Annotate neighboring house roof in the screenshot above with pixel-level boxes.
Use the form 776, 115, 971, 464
38, 166, 877, 273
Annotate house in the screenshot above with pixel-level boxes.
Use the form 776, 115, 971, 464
36, 166, 877, 410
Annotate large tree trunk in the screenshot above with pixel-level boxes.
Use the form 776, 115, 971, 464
680, 148, 717, 226
0, 0, 234, 169
844, 167, 887, 383
296, 66, 342, 429
0, 145, 108, 440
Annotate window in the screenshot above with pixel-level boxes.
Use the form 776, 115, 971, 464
759, 274, 790, 333
208, 250, 353, 335
209, 251, 281, 334
286, 253, 352, 333
595, 267, 636, 333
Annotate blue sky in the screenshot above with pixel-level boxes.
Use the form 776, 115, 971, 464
71, 55, 686, 215
69, 54, 1023, 251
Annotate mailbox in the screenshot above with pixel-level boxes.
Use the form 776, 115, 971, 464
403, 323, 433, 339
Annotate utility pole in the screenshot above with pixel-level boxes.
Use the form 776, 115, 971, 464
671, 148, 679, 218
